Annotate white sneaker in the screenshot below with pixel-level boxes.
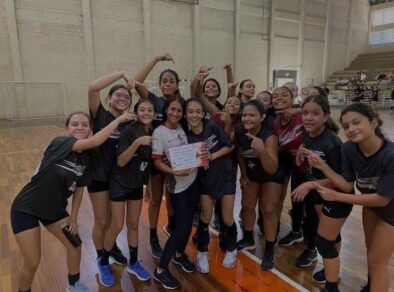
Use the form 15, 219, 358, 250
222, 250, 237, 268
196, 251, 209, 273
66, 281, 90, 292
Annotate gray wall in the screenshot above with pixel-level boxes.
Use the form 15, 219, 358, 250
0, 0, 370, 118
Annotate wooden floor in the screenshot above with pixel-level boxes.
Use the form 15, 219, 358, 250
1, 109, 393, 292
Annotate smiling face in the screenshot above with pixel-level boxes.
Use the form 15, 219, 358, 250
341, 111, 377, 143
272, 87, 293, 111
240, 80, 256, 99
67, 113, 92, 139
165, 100, 183, 127
185, 100, 204, 128
159, 71, 179, 97
108, 87, 131, 113
241, 104, 263, 131
302, 101, 328, 136
203, 80, 220, 99
224, 96, 241, 115
136, 101, 155, 126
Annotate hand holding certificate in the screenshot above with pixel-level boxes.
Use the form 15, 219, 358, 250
168, 142, 209, 171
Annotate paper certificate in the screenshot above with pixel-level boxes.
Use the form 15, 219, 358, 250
168, 142, 208, 171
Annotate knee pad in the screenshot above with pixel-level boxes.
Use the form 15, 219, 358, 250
315, 234, 338, 259
335, 233, 341, 244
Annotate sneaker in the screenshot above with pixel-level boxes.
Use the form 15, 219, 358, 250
236, 238, 255, 251
153, 268, 180, 290
163, 225, 173, 237
127, 261, 151, 281
312, 268, 326, 284
261, 252, 275, 271
109, 245, 127, 265
66, 281, 89, 292
97, 258, 115, 287
278, 231, 303, 246
218, 232, 226, 252
296, 249, 318, 267
150, 238, 163, 259
196, 251, 209, 273
222, 250, 237, 268
173, 253, 195, 273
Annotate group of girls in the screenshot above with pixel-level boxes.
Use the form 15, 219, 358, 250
10, 52, 394, 292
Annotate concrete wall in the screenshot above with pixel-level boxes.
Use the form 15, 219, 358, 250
0, 0, 370, 119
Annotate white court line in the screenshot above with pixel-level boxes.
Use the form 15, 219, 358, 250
209, 227, 309, 292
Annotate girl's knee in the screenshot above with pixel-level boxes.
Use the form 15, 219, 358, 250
94, 218, 108, 231
126, 219, 139, 231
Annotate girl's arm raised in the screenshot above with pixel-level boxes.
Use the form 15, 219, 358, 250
72, 112, 134, 152
88, 71, 129, 116
133, 53, 174, 99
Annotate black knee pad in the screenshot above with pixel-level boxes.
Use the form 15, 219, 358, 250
315, 234, 338, 259
335, 233, 341, 244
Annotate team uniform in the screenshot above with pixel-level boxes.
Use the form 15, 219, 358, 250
88, 103, 129, 192
11, 137, 90, 234
152, 124, 200, 272
303, 127, 353, 218
273, 114, 307, 242
186, 120, 235, 198
341, 139, 394, 226
235, 124, 285, 184
109, 121, 152, 202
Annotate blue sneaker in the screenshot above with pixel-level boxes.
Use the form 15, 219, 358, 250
127, 261, 151, 281
97, 257, 115, 287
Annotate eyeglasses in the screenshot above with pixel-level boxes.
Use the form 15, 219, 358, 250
112, 92, 131, 99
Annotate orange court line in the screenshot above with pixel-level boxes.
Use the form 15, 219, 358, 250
141, 200, 307, 292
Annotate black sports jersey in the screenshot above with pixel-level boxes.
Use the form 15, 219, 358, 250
147, 91, 167, 123
186, 120, 234, 197
341, 139, 394, 225
109, 121, 151, 198
303, 127, 342, 181
90, 103, 130, 181
12, 137, 90, 220
235, 124, 285, 184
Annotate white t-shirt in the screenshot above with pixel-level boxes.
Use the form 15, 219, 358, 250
152, 124, 197, 194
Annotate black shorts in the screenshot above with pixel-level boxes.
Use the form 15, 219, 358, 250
309, 190, 353, 218
11, 207, 69, 234
150, 163, 162, 175
110, 187, 143, 202
87, 180, 109, 193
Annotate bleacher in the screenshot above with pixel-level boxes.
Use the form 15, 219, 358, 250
326, 51, 394, 108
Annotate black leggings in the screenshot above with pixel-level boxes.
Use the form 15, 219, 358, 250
159, 180, 200, 269
290, 166, 307, 233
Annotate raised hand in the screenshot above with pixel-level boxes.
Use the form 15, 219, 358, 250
117, 112, 135, 123
246, 133, 265, 154
157, 53, 175, 63
221, 63, 232, 70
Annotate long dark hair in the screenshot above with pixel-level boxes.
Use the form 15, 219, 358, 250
203, 78, 221, 98
302, 95, 339, 134
242, 99, 265, 116
340, 102, 385, 139
159, 69, 180, 96
161, 95, 186, 123
237, 79, 252, 98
